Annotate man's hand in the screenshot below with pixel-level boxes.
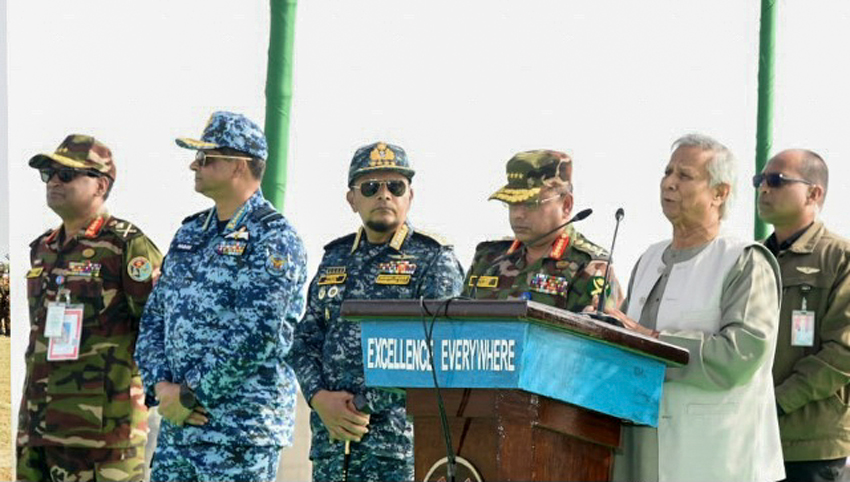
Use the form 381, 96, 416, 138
603, 306, 659, 338
184, 406, 209, 426
311, 390, 370, 442
155, 381, 193, 426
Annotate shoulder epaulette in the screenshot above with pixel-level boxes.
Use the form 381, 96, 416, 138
30, 229, 54, 249
572, 234, 609, 260
324, 232, 357, 250
105, 217, 145, 240
182, 209, 210, 225
250, 205, 284, 226
412, 228, 453, 247
474, 238, 513, 251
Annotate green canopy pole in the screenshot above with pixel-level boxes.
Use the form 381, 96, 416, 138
263, 0, 298, 210
754, 0, 777, 240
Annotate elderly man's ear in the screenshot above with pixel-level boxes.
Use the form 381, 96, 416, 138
713, 184, 731, 203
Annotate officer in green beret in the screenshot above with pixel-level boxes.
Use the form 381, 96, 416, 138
463, 150, 623, 312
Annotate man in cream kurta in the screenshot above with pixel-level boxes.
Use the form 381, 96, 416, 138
608, 134, 785, 482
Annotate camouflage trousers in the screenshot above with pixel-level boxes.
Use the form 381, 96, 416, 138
313, 451, 413, 482
16, 445, 145, 482
150, 440, 280, 482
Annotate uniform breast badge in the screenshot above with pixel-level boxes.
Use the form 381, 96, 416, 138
376, 261, 416, 285
530, 273, 569, 297
318, 267, 347, 285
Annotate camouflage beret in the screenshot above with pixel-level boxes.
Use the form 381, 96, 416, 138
348, 141, 415, 186
489, 150, 572, 204
28, 134, 117, 181
176, 111, 268, 160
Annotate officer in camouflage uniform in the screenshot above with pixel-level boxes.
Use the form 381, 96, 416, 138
135, 112, 307, 482
287, 142, 464, 482
19, 135, 163, 482
464, 150, 623, 311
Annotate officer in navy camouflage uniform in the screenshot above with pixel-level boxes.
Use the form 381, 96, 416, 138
135, 112, 307, 482
464, 150, 623, 311
287, 142, 464, 482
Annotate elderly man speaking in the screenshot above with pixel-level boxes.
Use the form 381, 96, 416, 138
607, 134, 785, 482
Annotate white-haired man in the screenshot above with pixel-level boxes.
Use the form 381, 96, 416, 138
607, 134, 785, 482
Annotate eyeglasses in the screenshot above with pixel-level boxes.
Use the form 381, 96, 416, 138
350, 179, 408, 197
40, 168, 102, 183
194, 150, 254, 167
505, 193, 564, 210
752, 172, 814, 189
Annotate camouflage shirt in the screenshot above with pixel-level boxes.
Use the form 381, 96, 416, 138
463, 224, 624, 311
287, 224, 464, 460
135, 189, 307, 447
19, 213, 162, 449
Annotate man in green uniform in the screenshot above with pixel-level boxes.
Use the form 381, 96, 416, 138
464, 150, 622, 311
757, 149, 850, 482
18, 135, 163, 482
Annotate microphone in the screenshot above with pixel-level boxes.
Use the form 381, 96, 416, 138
469, 208, 593, 299
587, 208, 625, 327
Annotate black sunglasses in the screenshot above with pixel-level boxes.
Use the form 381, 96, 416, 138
40, 168, 102, 183
752, 172, 814, 189
350, 179, 408, 197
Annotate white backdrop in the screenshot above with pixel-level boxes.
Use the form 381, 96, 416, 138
6, 1, 850, 479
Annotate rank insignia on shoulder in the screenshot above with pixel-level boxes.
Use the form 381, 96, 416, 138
376, 274, 411, 285
225, 226, 250, 241
68, 261, 101, 278
378, 261, 417, 275
530, 273, 569, 297
127, 257, 153, 282
26, 267, 44, 278
318, 267, 347, 285
216, 241, 247, 256
266, 252, 289, 275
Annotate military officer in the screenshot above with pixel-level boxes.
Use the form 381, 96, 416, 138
134, 112, 307, 482
464, 150, 623, 311
287, 141, 464, 482
19, 135, 163, 482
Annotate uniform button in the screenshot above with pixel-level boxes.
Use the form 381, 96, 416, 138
657, 267, 665, 274
639, 296, 647, 304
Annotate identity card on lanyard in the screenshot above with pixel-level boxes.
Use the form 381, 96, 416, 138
791, 297, 815, 347
46, 286, 84, 360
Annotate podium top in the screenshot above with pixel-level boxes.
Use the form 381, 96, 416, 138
341, 298, 689, 366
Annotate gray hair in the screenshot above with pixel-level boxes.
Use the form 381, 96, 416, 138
672, 133, 737, 220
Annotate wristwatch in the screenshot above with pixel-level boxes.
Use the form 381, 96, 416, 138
179, 381, 198, 409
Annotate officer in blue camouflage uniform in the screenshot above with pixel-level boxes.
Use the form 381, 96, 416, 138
135, 112, 307, 482
287, 142, 464, 482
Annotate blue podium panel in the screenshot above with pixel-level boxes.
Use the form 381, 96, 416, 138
360, 319, 665, 426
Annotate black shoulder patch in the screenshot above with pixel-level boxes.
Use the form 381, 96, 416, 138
324, 232, 357, 250
182, 209, 210, 225
250, 205, 284, 226
474, 238, 513, 251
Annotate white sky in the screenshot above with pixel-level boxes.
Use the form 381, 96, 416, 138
5, 0, 850, 473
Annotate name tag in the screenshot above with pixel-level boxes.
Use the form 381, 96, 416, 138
376, 274, 411, 285
318, 273, 347, 285
26, 267, 44, 278
471, 276, 499, 288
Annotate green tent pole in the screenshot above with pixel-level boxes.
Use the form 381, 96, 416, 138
263, 0, 298, 210
754, 0, 777, 240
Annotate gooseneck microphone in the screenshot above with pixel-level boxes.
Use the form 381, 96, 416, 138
587, 208, 625, 327
468, 208, 593, 299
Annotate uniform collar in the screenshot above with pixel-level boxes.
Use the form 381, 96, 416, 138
202, 188, 265, 235
785, 221, 824, 255
351, 223, 412, 254
47, 210, 111, 249
506, 223, 574, 260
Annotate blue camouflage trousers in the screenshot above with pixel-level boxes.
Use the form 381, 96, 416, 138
313, 451, 413, 482
150, 439, 280, 482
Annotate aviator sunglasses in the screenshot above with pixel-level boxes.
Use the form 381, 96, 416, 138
350, 179, 408, 197
194, 150, 254, 167
40, 167, 102, 183
752, 172, 814, 189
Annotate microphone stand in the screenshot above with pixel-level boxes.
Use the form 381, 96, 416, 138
586, 208, 625, 327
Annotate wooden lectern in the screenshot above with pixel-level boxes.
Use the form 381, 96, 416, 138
342, 299, 688, 482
